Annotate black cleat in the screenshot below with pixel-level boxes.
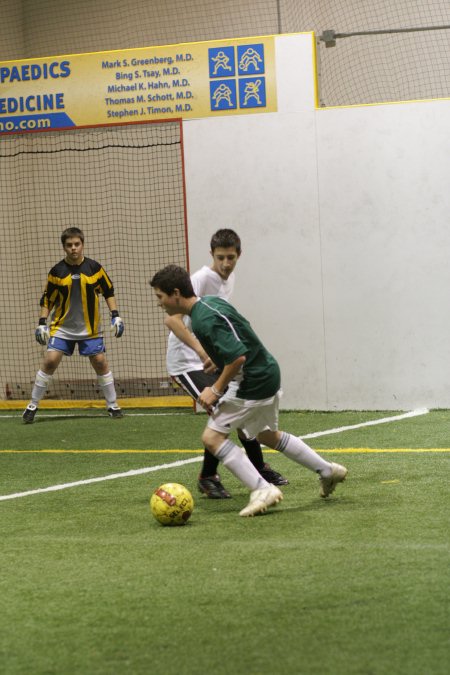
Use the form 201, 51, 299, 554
259, 463, 289, 486
108, 406, 124, 418
198, 474, 231, 499
22, 404, 38, 424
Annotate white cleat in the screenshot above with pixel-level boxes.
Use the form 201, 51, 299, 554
319, 462, 348, 498
239, 485, 283, 517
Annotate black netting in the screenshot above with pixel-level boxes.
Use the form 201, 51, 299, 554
0, 2, 449, 105
0, 3, 449, 111
0, 121, 187, 400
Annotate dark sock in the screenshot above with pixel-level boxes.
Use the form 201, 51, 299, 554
200, 449, 220, 477
240, 436, 265, 471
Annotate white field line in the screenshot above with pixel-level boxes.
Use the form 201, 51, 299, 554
0, 408, 429, 424
0, 456, 203, 502
300, 408, 429, 439
0, 408, 429, 502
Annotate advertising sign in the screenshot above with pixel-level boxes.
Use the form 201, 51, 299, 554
0, 36, 277, 134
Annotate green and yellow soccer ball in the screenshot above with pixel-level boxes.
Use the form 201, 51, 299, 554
150, 482, 194, 526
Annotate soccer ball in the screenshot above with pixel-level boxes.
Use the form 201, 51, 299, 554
150, 482, 194, 526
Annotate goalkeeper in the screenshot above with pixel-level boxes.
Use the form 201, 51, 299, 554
22, 227, 124, 423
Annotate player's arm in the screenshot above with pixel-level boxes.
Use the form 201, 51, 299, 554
35, 282, 52, 345
105, 296, 124, 337
164, 314, 216, 373
35, 306, 51, 345
198, 355, 246, 412
105, 296, 118, 313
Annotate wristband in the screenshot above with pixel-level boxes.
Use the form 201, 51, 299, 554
111, 310, 119, 319
38, 318, 47, 325
211, 384, 224, 397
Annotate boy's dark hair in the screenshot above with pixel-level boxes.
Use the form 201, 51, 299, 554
210, 228, 241, 255
150, 265, 195, 298
61, 227, 85, 246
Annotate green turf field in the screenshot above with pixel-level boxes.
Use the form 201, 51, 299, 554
0, 408, 448, 675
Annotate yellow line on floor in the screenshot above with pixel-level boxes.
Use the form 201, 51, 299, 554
1, 448, 450, 454
0, 449, 204, 454
0, 396, 192, 410
324, 448, 450, 453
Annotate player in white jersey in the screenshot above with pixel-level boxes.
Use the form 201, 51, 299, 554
165, 229, 288, 498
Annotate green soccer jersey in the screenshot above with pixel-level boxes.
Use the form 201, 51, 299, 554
190, 296, 281, 400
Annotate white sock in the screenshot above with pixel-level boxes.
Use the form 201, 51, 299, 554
276, 432, 332, 476
216, 439, 269, 490
30, 370, 52, 406
97, 371, 118, 407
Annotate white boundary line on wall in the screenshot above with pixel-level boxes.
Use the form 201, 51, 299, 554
0, 408, 429, 502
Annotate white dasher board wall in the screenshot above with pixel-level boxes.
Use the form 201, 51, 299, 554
184, 33, 450, 410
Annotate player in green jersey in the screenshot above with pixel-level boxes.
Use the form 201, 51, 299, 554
150, 264, 347, 517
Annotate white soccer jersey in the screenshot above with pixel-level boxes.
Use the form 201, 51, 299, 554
166, 265, 235, 376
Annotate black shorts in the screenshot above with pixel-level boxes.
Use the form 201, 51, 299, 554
172, 369, 217, 400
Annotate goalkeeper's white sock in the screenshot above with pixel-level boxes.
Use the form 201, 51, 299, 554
276, 432, 332, 476
216, 439, 269, 490
31, 370, 52, 406
97, 371, 118, 407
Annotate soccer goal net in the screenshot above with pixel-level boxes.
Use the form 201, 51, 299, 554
0, 120, 189, 405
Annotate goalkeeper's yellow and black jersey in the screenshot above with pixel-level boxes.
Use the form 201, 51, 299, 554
40, 257, 115, 340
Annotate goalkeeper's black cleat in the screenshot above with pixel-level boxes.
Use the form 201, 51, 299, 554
198, 474, 231, 499
259, 463, 289, 486
108, 406, 124, 418
22, 403, 37, 424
